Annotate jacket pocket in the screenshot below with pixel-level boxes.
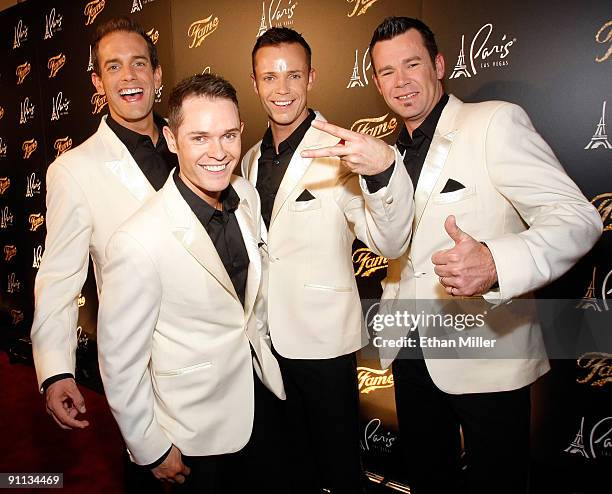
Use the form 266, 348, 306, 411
432, 185, 476, 205
289, 198, 322, 212
154, 361, 212, 377
304, 283, 353, 293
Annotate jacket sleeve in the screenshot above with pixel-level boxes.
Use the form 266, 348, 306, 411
340, 147, 414, 260
97, 230, 171, 465
482, 103, 603, 302
31, 161, 93, 390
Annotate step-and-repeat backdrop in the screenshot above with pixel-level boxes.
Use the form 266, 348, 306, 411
0, 0, 609, 491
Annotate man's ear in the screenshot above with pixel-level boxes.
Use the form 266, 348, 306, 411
154, 65, 163, 91
372, 72, 383, 96
307, 67, 316, 91
435, 53, 445, 81
240, 121, 244, 134
251, 73, 259, 96
163, 125, 177, 154
91, 71, 105, 95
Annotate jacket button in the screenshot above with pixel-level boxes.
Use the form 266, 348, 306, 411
385, 196, 394, 204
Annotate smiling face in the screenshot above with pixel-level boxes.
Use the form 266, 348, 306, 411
372, 29, 445, 134
163, 96, 243, 208
91, 30, 161, 132
252, 42, 315, 141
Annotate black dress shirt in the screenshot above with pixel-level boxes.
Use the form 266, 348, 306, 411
173, 170, 249, 307
257, 109, 316, 229
41, 115, 177, 394
364, 93, 449, 192
106, 113, 177, 191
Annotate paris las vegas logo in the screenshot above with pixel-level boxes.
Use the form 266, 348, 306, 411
26, 172, 41, 198
256, 1, 298, 38
7, 273, 21, 294
84, 0, 105, 27
51, 91, 71, 121
595, 19, 611, 63
131, 0, 156, 13
347, 0, 379, 18
585, 101, 611, 150
0, 138, 7, 158
19, 97, 35, 125
13, 19, 28, 49
48, 53, 67, 78
32, 244, 43, 269
44, 7, 63, 40
347, 47, 371, 89
564, 416, 612, 459
449, 23, 517, 79
187, 14, 219, 49
1, 206, 14, 229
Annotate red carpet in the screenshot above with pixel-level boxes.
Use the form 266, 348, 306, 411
0, 351, 125, 493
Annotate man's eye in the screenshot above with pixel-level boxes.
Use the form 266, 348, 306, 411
289, 74, 301, 79
224, 133, 237, 140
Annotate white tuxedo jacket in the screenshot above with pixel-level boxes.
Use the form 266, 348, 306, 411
380, 95, 603, 393
97, 174, 284, 465
241, 112, 414, 359
31, 116, 159, 389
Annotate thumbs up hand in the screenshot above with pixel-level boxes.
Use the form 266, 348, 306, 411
431, 215, 498, 296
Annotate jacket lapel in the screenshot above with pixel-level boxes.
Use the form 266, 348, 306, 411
269, 112, 338, 226
413, 94, 462, 232
234, 192, 260, 320
98, 116, 156, 203
163, 176, 239, 302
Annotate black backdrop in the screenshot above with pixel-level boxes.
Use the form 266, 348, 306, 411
0, 1, 609, 492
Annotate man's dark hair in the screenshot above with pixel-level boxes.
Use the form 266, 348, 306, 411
252, 27, 312, 72
167, 74, 239, 133
369, 17, 438, 67
91, 16, 159, 75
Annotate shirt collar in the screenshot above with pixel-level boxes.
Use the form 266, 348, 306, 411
397, 93, 449, 148
173, 169, 240, 226
106, 113, 168, 154
261, 109, 316, 153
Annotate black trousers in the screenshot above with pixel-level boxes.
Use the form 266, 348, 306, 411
392, 353, 531, 494
173, 373, 289, 494
275, 351, 365, 494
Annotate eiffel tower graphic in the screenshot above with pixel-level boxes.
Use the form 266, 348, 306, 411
449, 35, 471, 79
585, 101, 611, 150
576, 267, 603, 311
87, 45, 94, 72
131, 0, 143, 13
346, 50, 365, 88
564, 417, 590, 458
256, 2, 268, 38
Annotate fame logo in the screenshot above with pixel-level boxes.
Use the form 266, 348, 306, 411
360, 418, 397, 454
595, 20, 612, 63
4, 245, 17, 261
357, 366, 394, 394
0, 106, 4, 120
155, 85, 163, 103
0, 138, 7, 158
51, 91, 71, 121
54, 136, 73, 157
0, 177, 10, 195
347, 0, 379, 18
1, 207, 14, 229
78, 293, 86, 307
346, 47, 371, 88
131, 0, 155, 13
10, 309, 24, 325
577, 353, 611, 387
16, 61, 31, 85
188, 15, 219, 49
351, 114, 398, 140
26, 172, 41, 198
146, 27, 159, 45
29, 213, 45, 232
87, 45, 94, 72
353, 247, 388, 277
449, 23, 517, 79
22, 139, 38, 159
7, 273, 21, 294
591, 192, 612, 232
91, 92, 108, 114
48, 53, 66, 78
256, 1, 298, 38
84, 0, 105, 26
13, 19, 28, 49
32, 244, 43, 269
44, 7, 63, 40
19, 97, 35, 125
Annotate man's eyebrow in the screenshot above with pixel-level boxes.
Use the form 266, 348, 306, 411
186, 127, 241, 136
377, 56, 421, 72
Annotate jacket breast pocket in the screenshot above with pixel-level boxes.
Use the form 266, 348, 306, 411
432, 185, 476, 205
289, 198, 322, 212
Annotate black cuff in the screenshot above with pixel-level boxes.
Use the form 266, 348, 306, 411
363, 161, 395, 193
143, 445, 173, 470
41, 373, 75, 393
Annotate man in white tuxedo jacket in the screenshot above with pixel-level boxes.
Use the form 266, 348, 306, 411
30, 18, 175, 436
98, 74, 285, 493
366, 17, 603, 494
243, 28, 414, 493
